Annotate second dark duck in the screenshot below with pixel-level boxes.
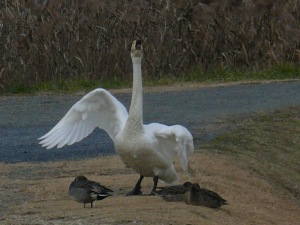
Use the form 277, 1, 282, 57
184, 183, 228, 208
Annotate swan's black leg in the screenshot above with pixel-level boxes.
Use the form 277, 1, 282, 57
150, 176, 159, 195
126, 175, 144, 196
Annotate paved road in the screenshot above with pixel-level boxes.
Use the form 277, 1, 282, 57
1, 81, 300, 163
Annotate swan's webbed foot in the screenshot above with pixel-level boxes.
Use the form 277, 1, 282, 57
125, 187, 143, 196
125, 175, 144, 196
148, 191, 156, 196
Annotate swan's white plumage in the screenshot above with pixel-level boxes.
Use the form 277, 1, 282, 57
39, 89, 128, 149
148, 124, 194, 174
39, 40, 194, 186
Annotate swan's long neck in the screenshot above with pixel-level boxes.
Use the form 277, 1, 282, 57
126, 56, 143, 132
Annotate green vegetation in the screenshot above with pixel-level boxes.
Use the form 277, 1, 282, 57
200, 106, 300, 200
184, 63, 300, 82
4, 63, 300, 94
7, 78, 132, 94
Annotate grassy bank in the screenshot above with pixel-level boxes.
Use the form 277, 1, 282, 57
201, 106, 300, 201
4, 64, 300, 94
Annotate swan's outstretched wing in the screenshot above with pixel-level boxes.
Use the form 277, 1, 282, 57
145, 123, 195, 176
38, 88, 128, 149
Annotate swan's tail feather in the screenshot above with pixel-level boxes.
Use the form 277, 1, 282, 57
177, 151, 195, 177
187, 163, 196, 177
149, 123, 195, 180
175, 133, 195, 177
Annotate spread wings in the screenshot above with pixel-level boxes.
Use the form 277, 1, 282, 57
38, 88, 128, 149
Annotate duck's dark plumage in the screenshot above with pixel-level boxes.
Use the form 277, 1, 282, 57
69, 176, 113, 208
184, 183, 228, 208
156, 182, 192, 202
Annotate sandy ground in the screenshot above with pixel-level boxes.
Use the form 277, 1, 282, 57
1, 152, 299, 225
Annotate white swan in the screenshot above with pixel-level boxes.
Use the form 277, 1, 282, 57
38, 40, 194, 195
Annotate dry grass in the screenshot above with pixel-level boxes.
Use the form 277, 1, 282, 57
0, 0, 299, 92
1, 107, 300, 224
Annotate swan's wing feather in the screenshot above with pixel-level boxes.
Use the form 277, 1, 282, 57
39, 88, 128, 149
145, 123, 194, 176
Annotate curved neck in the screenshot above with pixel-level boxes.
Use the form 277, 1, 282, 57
126, 56, 143, 131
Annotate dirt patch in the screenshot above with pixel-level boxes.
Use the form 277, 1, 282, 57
1, 153, 299, 225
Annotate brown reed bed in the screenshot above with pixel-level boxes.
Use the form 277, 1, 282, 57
0, 0, 299, 93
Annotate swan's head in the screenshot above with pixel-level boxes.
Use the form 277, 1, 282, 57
131, 40, 143, 59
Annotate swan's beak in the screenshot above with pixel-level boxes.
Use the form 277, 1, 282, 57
135, 40, 142, 50
131, 40, 143, 58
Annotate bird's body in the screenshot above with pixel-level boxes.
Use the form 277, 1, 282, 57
39, 40, 194, 195
115, 123, 192, 183
184, 183, 228, 208
69, 176, 113, 208
156, 182, 192, 202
